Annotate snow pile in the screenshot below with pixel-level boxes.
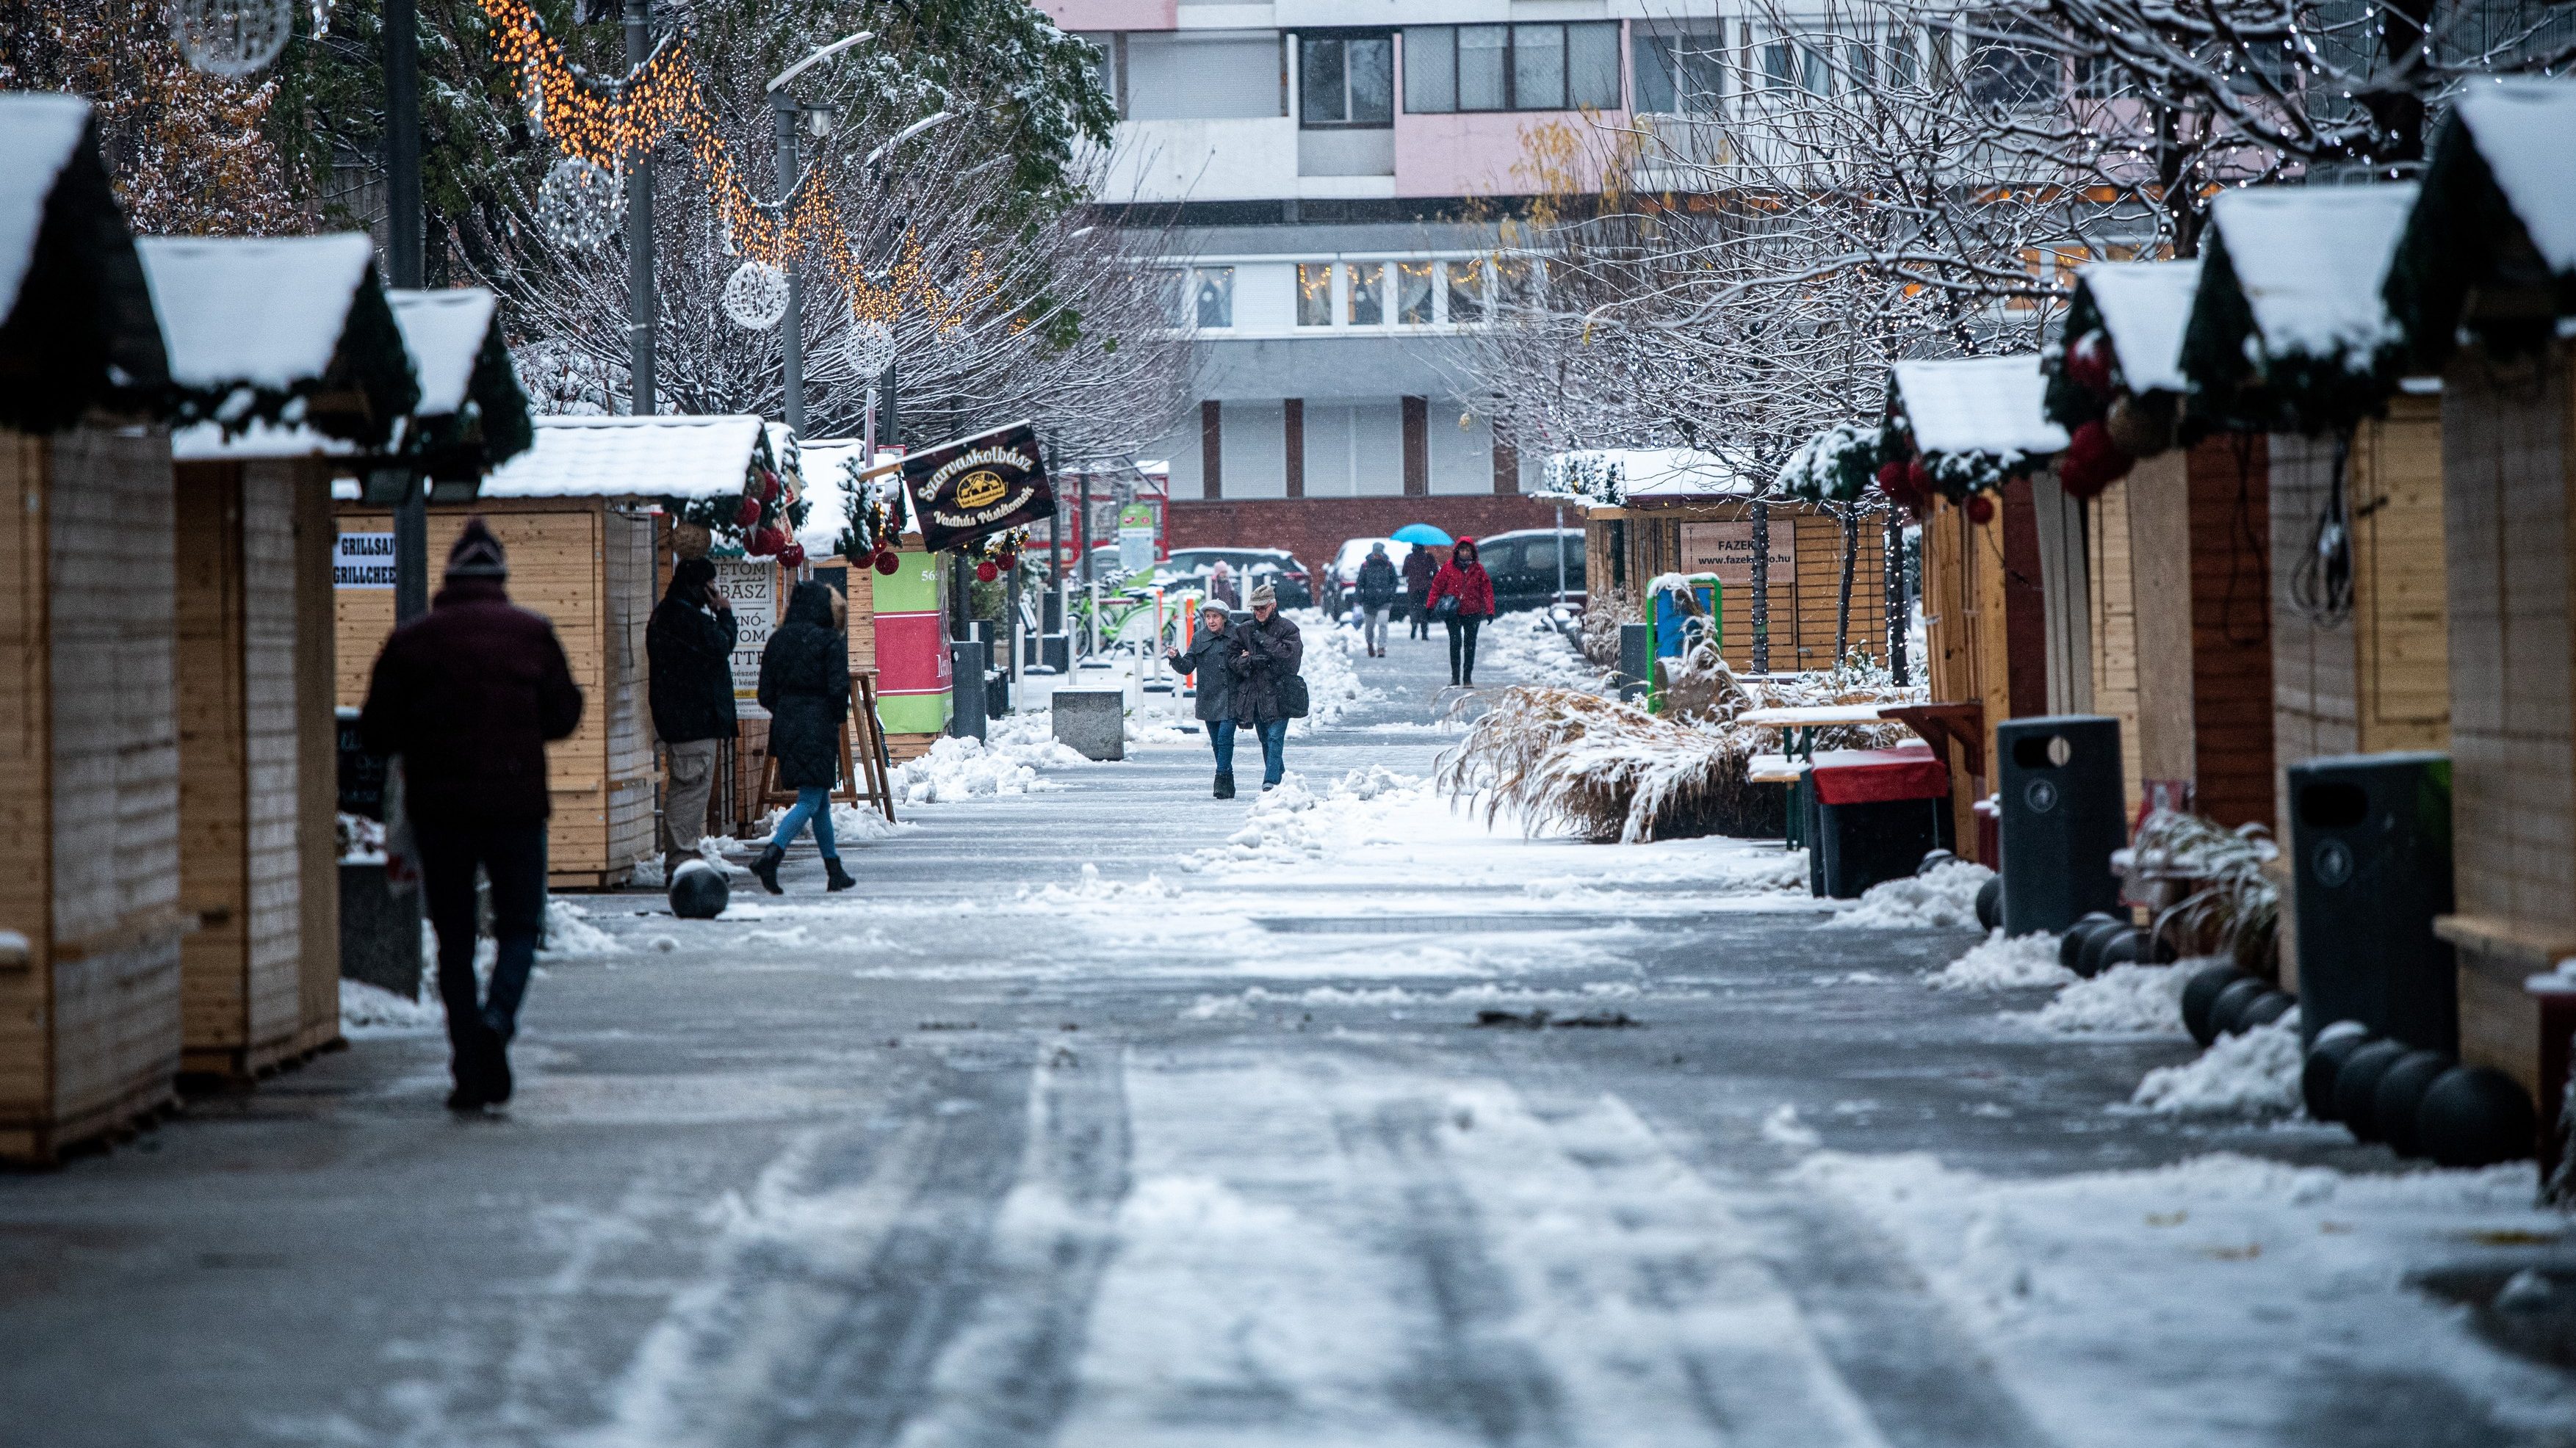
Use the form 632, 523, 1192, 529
1761, 1104, 1822, 1150
541, 897, 624, 957
1187, 767, 1430, 868
1476, 614, 1609, 693
1929, 929, 2073, 991
339, 979, 442, 1034
1280, 608, 1379, 730
1825, 860, 1995, 930
1016, 862, 1182, 907
2131, 1010, 2303, 1116
892, 732, 1085, 805
2027, 963, 2189, 1036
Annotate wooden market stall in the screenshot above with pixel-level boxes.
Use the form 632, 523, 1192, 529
1542, 449, 1894, 676
1888, 356, 2070, 855
0, 95, 187, 1162
338, 415, 771, 888
142, 236, 425, 1079
2179, 183, 2448, 830
2381, 80, 2576, 1151
2048, 260, 2281, 830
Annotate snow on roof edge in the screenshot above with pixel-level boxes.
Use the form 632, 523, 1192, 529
0, 95, 93, 328
2078, 260, 2200, 394
2455, 78, 2576, 276
1892, 355, 2069, 456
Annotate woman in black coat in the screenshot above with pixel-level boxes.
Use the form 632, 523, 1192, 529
751, 581, 853, 894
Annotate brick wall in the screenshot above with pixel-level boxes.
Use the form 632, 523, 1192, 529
1167, 496, 1567, 584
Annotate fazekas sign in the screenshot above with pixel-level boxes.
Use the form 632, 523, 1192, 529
901, 421, 1053, 552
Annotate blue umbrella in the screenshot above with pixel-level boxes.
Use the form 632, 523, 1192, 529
1391, 522, 1453, 546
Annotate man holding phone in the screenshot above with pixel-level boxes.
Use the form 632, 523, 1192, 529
647, 555, 738, 872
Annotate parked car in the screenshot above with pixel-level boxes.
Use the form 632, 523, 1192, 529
1473, 528, 1587, 613
1157, 546, 1314, 609
1327, 536, 1410, 612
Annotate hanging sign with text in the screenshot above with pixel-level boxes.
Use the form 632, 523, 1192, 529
712, 558, 776, 715
333, 532, 397, 589
1679, 521, 1794, 587
901, 421, 1054, 553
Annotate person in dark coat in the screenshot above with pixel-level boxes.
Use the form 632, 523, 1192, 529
358, 517, 583, 1112
646, 556, 736, 873
1401, 543, 1438, 640
1165, 602, 1240, 797
1355, 543, 1399, 657
1426, 536, 1498, 687
1230, 583, 1304, 790
751, 580, 854, 894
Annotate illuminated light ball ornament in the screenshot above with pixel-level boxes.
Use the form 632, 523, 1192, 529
845, 316, 895, 378
171, 0, 296, 76
537, 156, 624, 251
721, 261, 790, 332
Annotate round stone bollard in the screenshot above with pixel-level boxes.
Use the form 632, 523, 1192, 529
2418, 1066, 2539, 1168
669, 858, 730, 919
1974, 877, 2003, 933
2206, 977, 2273, 1038
2182, 963, 2251, 1046
2302, 1023, 2375, 1122
2060, 913, 2118, 974
2236, 988, 2295, 1033
2334, 1039, 2415, 1141
2371, 1050, 2454, 1158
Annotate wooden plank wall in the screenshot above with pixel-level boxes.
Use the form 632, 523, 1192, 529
0, 433, 52, 1135
2126, 452, 2196, 800
1922, 492, 2016, 850
240, 464, 303, 1054
2184, 434, 2276, 830
174, 465, 248, 1057
45, 428, 183, 1141
292, 474, 339, 1049
1616, 501, 1888, 674
2086, 477, 2144, 814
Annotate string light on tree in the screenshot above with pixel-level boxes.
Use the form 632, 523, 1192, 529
536, 156, 624, 250
170, 0, 295, 76
721, 261, 791, 330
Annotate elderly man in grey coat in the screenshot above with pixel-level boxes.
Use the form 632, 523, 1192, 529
1165, 602, 1241, 797
1230, 583, 1304, 791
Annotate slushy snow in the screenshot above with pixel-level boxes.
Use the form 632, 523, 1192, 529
2027, 963, 2189, 1035
1928, 928, 2071, 990
2131, 1010, 2304, 1116
1825, 860, 1994, 930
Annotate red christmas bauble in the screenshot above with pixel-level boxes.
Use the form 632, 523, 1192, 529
1875, 460, 1905, 493
975, 560, 999, 582
1906, 457, 1932, 492
2057, 418, 2132, 501
735, 496, 762, 529
1966, 493, 1996, 525
779, 543, 807, 569
2064, 332, 2115, 397
760, 471, 782, 502
873, 549, 901, 576
749, 526, 787, 557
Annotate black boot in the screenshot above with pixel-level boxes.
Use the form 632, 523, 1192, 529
483, 1030, 513, 1106
1214, 770, 1235, 799
824, 857, 856, 892
447, 1028, 494, 1112
751, 844, 785, 895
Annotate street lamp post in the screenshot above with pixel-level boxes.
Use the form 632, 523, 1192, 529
624, 0, 656, 416
383, 0, 427, 625
769, 89, 805, 435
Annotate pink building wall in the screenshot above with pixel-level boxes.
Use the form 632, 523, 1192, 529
1036, 0, 1175, 32
1393, 110, 1627, 198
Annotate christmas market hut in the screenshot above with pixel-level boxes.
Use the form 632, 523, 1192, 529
1540, 448, 1894, 677
1877, 355, 2071, 850
2179, 183, 2447, 821
337, 413, 791, 888
2043, 259, 2279, 830
818, 440, 955, 759
2381, 79, 2576, 1165
0, 95, 184, 1162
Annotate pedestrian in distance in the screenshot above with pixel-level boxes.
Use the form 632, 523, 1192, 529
750, 581, 855, 895
1230, 583, 1304, 791
1355, 542, 1399, 657
1401, 543, 1437, 640
357, 518, 583, 1114
646, 556, 736, 875
1208, 557, 1240, 609
1164, 602, 1240, 797
1426, 537, 1498, 687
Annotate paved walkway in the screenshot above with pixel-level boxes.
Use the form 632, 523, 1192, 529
4, 616, 2572, 1447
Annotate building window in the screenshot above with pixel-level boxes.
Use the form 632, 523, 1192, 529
1346, 261, 1386, 325
1633, 29, 1724, 115
1444, 259, 1484, 323
1296, 263, 1335, 326
1188, 267, 1233, 328
1402, 22, 1620, 113
1300, 34, 1393, 127
1395, 261, 1436, 325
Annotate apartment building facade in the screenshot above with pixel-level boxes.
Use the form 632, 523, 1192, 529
1039, 0, 1728, 564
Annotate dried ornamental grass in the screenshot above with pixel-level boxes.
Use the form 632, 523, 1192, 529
2121, 809, 2280, 971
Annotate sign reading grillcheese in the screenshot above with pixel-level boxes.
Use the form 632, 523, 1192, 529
901, 421, 1053, 553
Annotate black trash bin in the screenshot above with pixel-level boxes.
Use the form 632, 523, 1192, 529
2287, 751, 2455, 1053
1805, 747, 1955, 899
949, 640, 989, 741
1997, 715, 2126, 935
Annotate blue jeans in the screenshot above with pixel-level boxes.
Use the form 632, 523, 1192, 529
768, 786, 840, 860
1208, 718, 1238, 773
414, 820, 545, 1050
1255, 718, 1289, 786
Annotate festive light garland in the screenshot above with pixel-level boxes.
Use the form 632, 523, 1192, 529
477, 0, 990, 332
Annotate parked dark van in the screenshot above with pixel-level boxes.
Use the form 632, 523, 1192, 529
1473, 529, 1587, 612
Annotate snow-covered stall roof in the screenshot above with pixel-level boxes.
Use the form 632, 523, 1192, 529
0, 93, 170, 433
795, 436, 913, 553
480, 415, 766, 501
2078, 261, 2199, 394
1539, 448, 1754, 507
2453, 79, 2576, 277
390, 289, 497, 418
2384, 79, 2576, 366
1891, 356, 2068, 457
2205, 185, 2417, 363
137, 234, 417, 444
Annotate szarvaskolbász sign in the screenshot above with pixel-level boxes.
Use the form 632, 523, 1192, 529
901, 421, 1053, 553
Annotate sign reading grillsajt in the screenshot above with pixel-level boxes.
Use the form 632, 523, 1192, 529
901, 421, 1053, 553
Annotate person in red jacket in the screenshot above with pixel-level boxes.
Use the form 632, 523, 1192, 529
1424, 537, 1498, 687
359, 518, 583, 1112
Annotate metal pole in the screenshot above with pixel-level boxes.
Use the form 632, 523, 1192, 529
384, 0, 427, 624
1554, 502, 1567, 605
1750, 499, 1771, 674
771, 91, 804, 435
624, 0, 656, 415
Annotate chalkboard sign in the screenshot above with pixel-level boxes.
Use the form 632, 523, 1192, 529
337, 706, 389, 819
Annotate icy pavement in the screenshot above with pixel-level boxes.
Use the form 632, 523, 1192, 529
4, 620, 2574, 1447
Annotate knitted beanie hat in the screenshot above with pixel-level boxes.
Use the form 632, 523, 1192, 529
1249, 582, 1277, 607
445, 517, 508, 581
